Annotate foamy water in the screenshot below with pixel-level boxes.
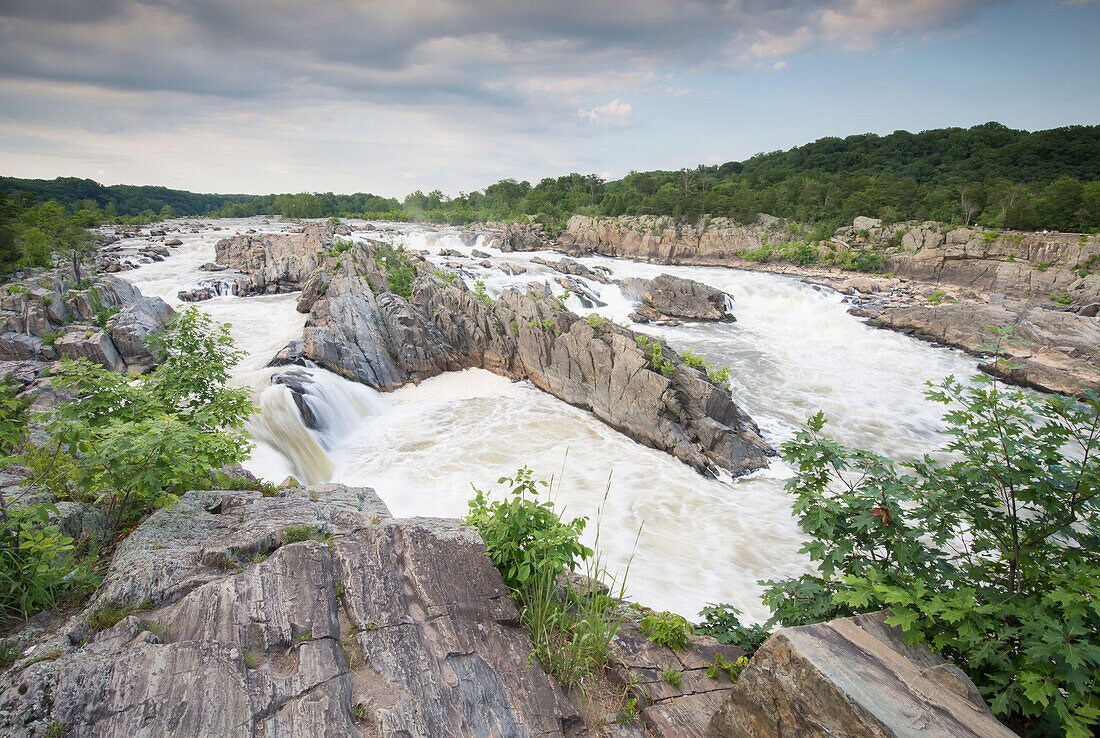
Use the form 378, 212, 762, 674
120, 218, 981, 622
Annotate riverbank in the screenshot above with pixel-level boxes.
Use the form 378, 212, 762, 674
467, 215, 1100, 396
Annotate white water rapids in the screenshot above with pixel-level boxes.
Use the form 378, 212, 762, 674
118, 217, 981, 622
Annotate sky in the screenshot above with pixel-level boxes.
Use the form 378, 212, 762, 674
0, 0, 1097, 198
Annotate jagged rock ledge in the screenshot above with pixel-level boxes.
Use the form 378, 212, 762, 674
0, 271, 174, 374
221, 236, 774, 477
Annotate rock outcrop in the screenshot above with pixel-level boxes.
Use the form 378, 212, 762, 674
710, 611, 1017, 738
865, 301, 1100, 395
213, 221, 349, 297
0, 273, 174, 373
219, 239, 774, 477
0, 486, 581, 737
619, 275, 735, 323
559, 215, 1100, 395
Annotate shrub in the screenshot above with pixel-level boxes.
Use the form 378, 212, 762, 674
472, 279, 493, 307
585, 314, 607, 334
707, 365, 731, 387
696, 603, 771, 653
376, 243, 418, 299
1050, 293, 1074, 306
763, 364, 1100, 737
680, 348, 706, 370
661, 665, 683, 687
634, 336, 674, 378
778, 241, 817, 266
47, 307, 254, 527
639, 609, 692, 651
706, 653, 749, 682
466, 468, 630, 696
927, 290, 947, 305
465, 467, 590, 590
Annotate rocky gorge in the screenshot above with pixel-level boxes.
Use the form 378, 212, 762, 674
0, 216, 1041, 737
547, 214, 1100, 396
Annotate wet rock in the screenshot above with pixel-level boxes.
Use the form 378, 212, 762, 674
199, 262, 226, 271
0, 487, 581, 738
164, 238, 183, 246
868, 301, 1100, 396
620, 274, 734, 322
177, 287, 215, 302
554, 276, 606, 308
531, 255, 612, 284
493, 223, 546, 252
272, 369, 319, 429
710, 611, 1016, 737
471, 249, 491, 259
267, 340, 307, 367
499, 262, 528, 275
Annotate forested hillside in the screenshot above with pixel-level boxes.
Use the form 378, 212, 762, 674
3, 122, 1098, 236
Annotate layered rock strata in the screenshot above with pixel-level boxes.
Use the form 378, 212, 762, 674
221, 239, 774, 477
0, 272, 174, 373
710, 611, 1017, 738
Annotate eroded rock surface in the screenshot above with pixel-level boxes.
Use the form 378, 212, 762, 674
219, 239, 774, 477
619, 275, 735, 323
866, 301, 1100, 395
0, 273, 174, 372
0, 487, 582, 738
710, 611, 1017, 738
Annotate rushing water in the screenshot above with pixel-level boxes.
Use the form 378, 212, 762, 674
119, 218, 981, 622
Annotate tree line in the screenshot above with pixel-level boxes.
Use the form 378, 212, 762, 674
2, 122, 1098, 258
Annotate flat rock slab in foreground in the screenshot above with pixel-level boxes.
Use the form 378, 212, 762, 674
0, 487, 579, 737
710, 611, 1018, 738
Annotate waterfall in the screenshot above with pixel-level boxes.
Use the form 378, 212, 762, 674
247, 365, 389, 485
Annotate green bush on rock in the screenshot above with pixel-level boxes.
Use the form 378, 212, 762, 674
761, 371, 1100, 737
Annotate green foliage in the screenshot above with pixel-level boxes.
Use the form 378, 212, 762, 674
584, 314, 608, 335
47, 307, 254, 523
540, 318, 559, 336
1035, 261, 1050, 272
283, 525, 331, 544
680, 348, 707, 369
554, 292, 570, 309
696, 603, 771, 653
640, 610, 692, 651
661, 665, 683, 687
0, 639, 21, 667
466, 468, 630, 696
765, 366, 1100, 736
86, 602, 137, 632
927, 290, 948, 305
1050, 293, 1074, 306
326, 238, 354, 257
707, 365, 731, 387
739, 245, 772, 262
376, 243, 418, 300
0, 503, 77, 620
776, 241, 818, 266
472, 279, 493, 307
706, 653, 750, 682
465, 467, 591, 590
634, 336, 674, 377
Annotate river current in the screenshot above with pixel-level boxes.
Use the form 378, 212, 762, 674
117, 217, 979, 622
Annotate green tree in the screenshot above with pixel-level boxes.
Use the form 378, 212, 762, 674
765, 368, 1100, 737
18, 201, 96, 280
48, 307, 255, 527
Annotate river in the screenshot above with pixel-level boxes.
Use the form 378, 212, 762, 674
117, 217, 980, 622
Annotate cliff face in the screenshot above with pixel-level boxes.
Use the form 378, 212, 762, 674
217, 237, 775, 478
561, 214, 1100, 305
557, 215, 1100, 396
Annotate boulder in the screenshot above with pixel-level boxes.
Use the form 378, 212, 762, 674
0, 487, 581, 738
107, 296, 176, 369
267, 340, 307, 368
54, 329, 125, 372
710, 611, 1017, 738
164, 238, 183, 246
619, 274, 735, 322
853, 216, 883, 231
531, 255, 612, 284
271, 369, 320, 429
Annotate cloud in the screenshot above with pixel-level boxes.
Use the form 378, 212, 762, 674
577, 99, 638, 129
0, 0, 1014, 193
